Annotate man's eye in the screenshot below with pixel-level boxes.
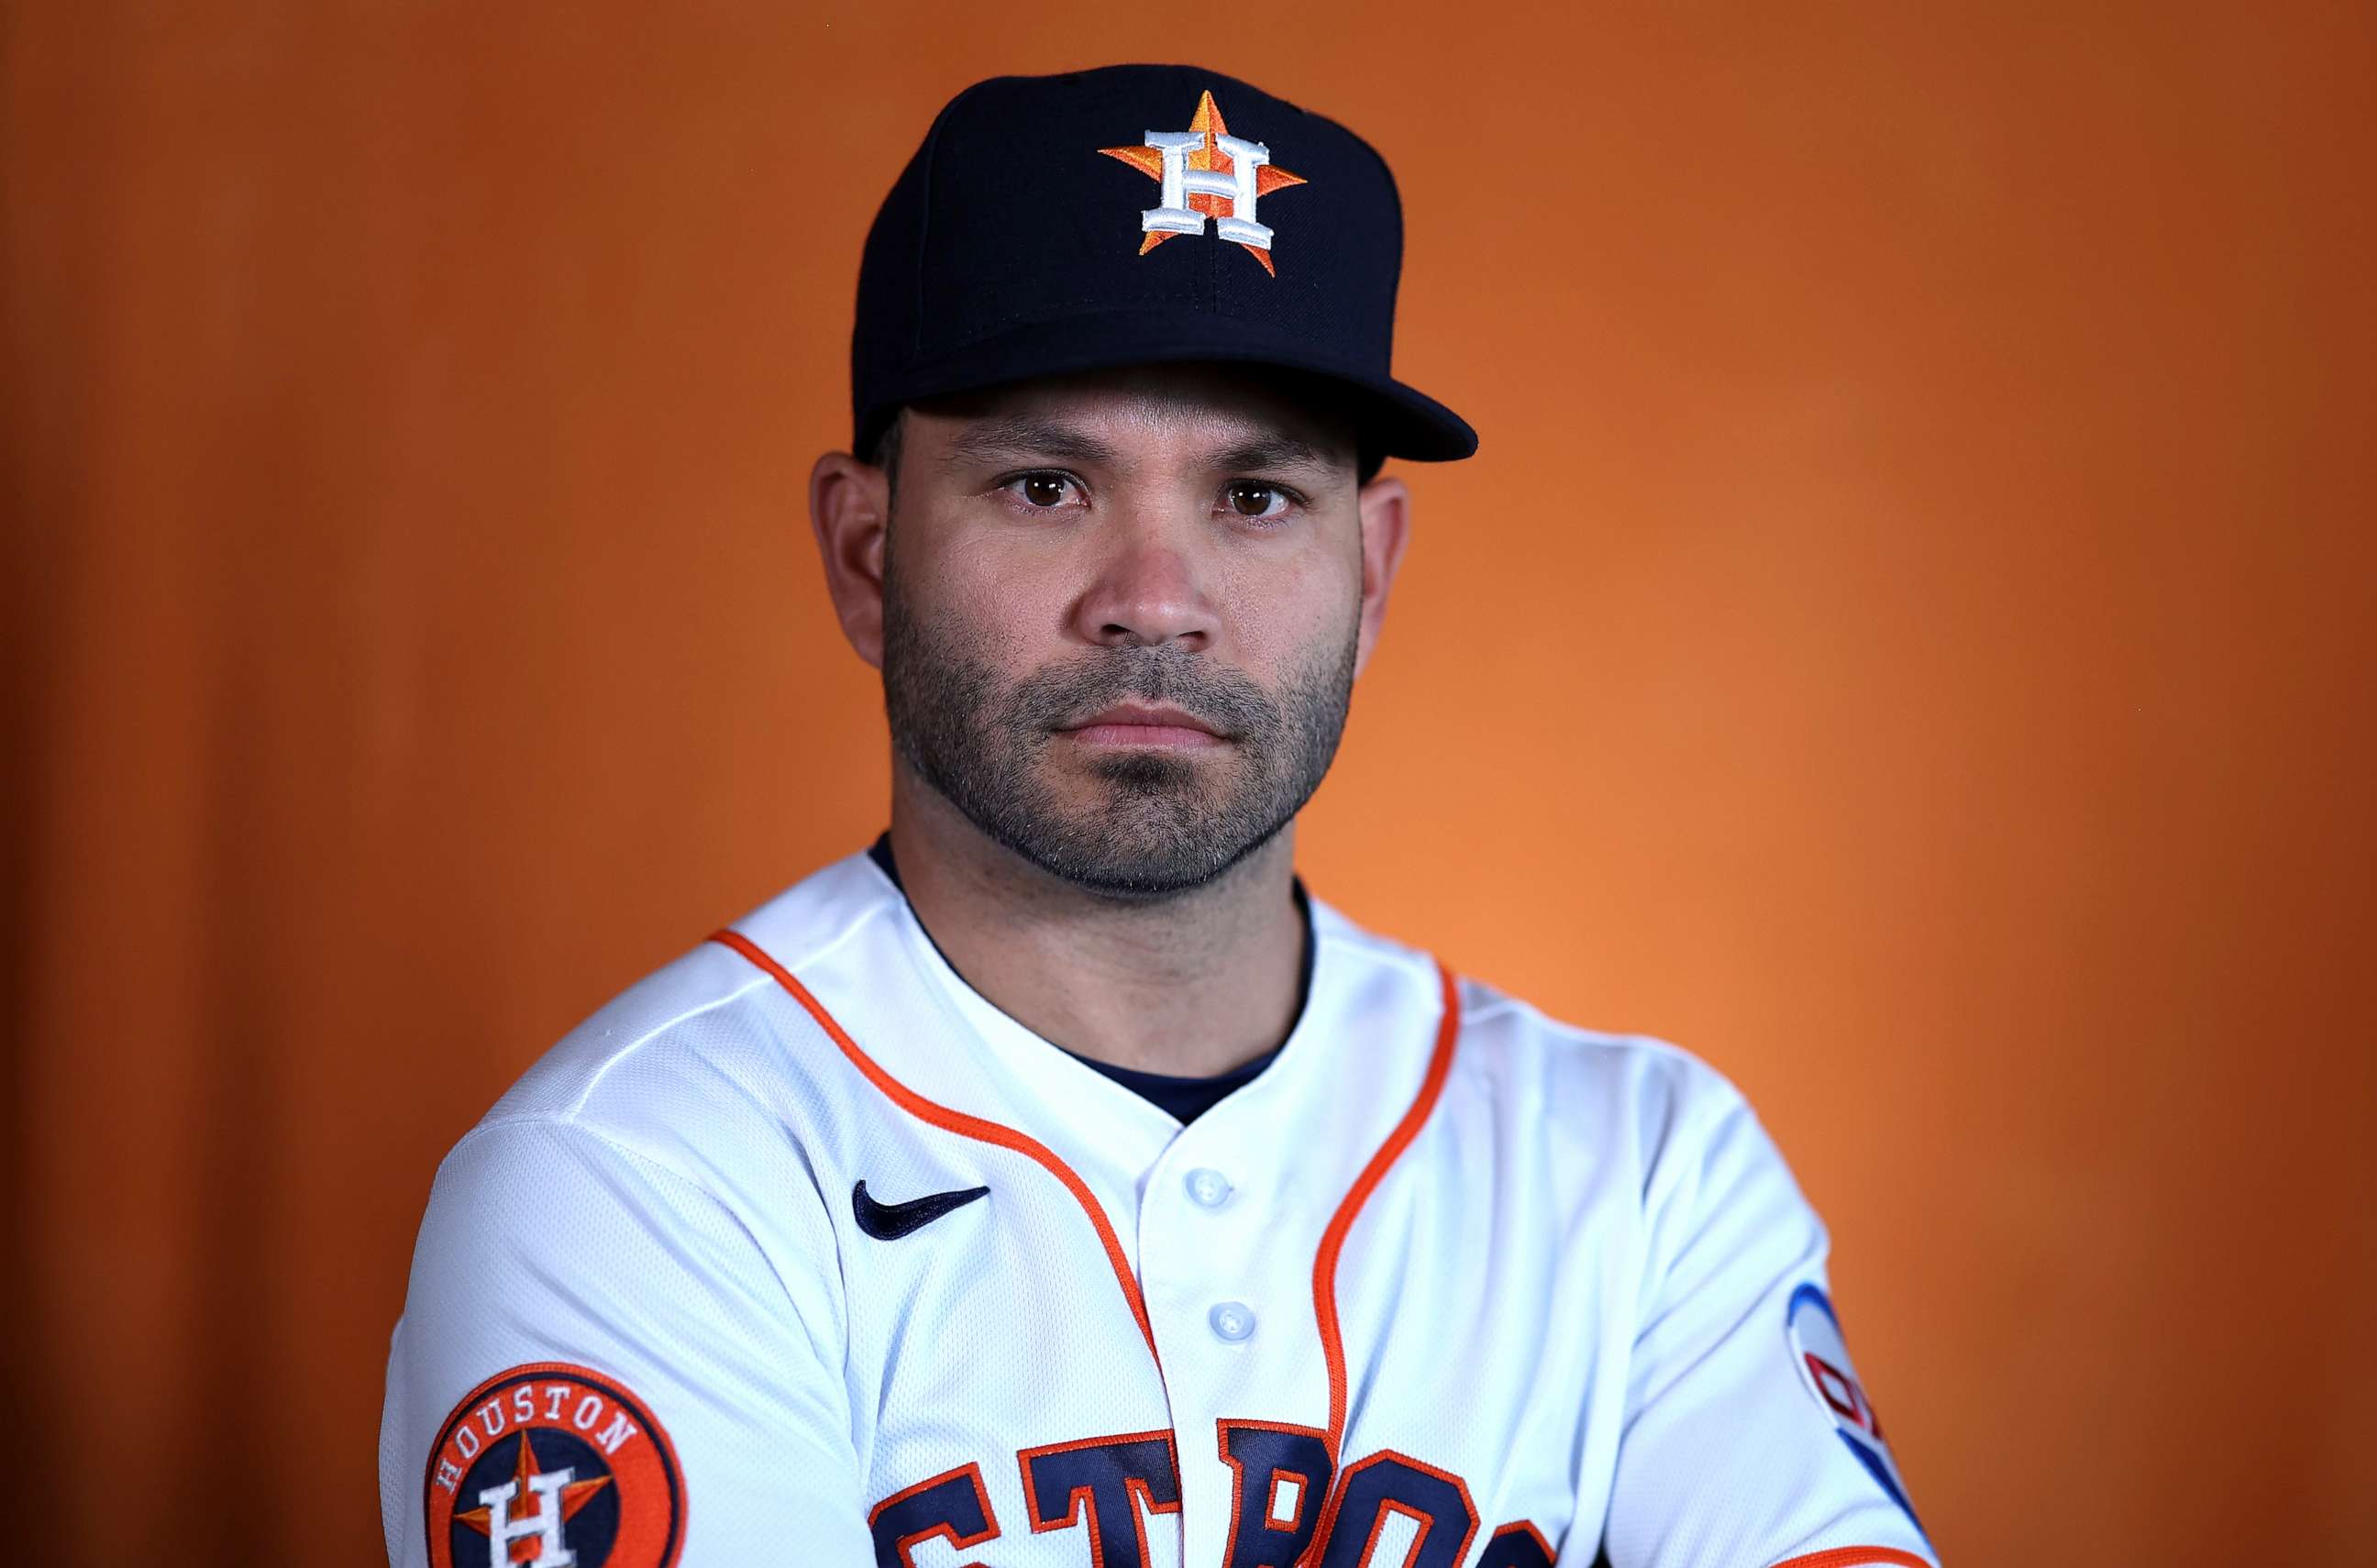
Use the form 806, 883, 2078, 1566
1003, 473, 1078, 509
1224, 480, 1292, 519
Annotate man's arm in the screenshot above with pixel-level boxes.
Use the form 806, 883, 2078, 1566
378, 1116, 873, 1565
1602, 1078, 1936, 1567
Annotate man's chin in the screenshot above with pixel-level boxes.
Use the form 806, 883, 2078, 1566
898, 743, 1297, 901
1029, 855, 1252, 903
998, 808, 1288, 904
1064, 746, 1223, 794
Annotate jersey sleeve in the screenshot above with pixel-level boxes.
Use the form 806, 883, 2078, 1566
377, 1115, 873, 1567
1601, 1075, 1937, 1568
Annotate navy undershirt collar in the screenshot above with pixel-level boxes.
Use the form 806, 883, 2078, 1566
866, 833, 1309, 1125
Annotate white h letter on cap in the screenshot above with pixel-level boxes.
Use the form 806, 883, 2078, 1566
1140, 130, 1277, 251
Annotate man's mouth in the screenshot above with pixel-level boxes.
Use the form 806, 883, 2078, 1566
1057, 701, 1230, 748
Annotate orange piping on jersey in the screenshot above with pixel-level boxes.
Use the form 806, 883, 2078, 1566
709, 927, 1159, 1362
1310, 957, 1463, 1461
1769, 1551, 1933, 1568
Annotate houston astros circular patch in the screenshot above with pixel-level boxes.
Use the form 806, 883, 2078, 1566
1784, 1286, 1924, 1538
423, 1362, 685, 1568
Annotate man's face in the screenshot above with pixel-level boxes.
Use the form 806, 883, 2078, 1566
875, 364, 1373, 899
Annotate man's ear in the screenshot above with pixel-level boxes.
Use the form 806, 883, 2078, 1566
809, 450, 892, 668
1353, 473, 1412, 677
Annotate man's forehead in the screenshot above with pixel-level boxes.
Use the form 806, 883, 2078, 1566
915, 364, 1359, 465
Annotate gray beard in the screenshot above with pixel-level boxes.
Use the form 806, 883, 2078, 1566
879, 556, 1359, 900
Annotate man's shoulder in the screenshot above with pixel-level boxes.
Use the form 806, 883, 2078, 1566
1312, 897, 1755, 1171
1459, 972, 1744, 1120
462, 848, 905, 1176
1317, 898, 1737, 1093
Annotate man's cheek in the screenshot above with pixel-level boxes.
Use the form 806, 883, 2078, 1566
1222, 558, 1351, 649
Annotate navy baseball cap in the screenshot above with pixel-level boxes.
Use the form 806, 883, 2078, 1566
850, 64, 1477, 465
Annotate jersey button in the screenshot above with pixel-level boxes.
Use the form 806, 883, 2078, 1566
1209, 1301, 1256, 1342
1185, 1167, 1233, 1209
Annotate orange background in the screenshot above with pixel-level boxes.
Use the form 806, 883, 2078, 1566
6, 4, 2372, 1563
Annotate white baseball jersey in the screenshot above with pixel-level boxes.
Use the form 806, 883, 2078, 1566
380, 848, 1936, 1568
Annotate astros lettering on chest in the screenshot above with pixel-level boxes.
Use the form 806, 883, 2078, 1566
821, 969, 1579, 1568
849, 1158, 1564, 1568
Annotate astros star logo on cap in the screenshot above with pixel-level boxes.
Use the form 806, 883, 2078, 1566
849, 65, 1477, 463
1099, 90, 1308, 274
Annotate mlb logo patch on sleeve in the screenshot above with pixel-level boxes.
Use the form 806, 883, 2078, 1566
423, 1363, 685, 1568
1786, 1285, 1928, 1542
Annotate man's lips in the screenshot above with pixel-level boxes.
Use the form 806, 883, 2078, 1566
1057, 702, 1229, 747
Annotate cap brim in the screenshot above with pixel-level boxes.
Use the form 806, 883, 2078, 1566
863, 310, 1476, 464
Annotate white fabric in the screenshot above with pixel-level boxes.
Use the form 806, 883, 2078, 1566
380, 848, 1936, 1566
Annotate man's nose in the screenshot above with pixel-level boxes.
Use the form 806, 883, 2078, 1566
1071, 514, 1217, 651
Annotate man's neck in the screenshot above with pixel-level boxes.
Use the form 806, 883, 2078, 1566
884, 770, 1306, 1077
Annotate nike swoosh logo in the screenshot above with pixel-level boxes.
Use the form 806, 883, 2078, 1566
851, 1179, 989, 1241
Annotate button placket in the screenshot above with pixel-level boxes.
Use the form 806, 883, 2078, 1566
1137, 1128, 1300, 1568
1207, 1300, 1256, 1342
1184, 1166, 1233, 1209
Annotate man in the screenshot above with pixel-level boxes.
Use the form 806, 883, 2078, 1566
380, 63, 1936, 1568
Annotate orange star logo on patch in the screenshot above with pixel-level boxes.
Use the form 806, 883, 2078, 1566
454, 1431, 611, 1557
1099, 90, 1308, 275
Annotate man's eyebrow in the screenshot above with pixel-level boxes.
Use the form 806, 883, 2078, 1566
940, 416, 1120, 467
1211, 435, 1346, 474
